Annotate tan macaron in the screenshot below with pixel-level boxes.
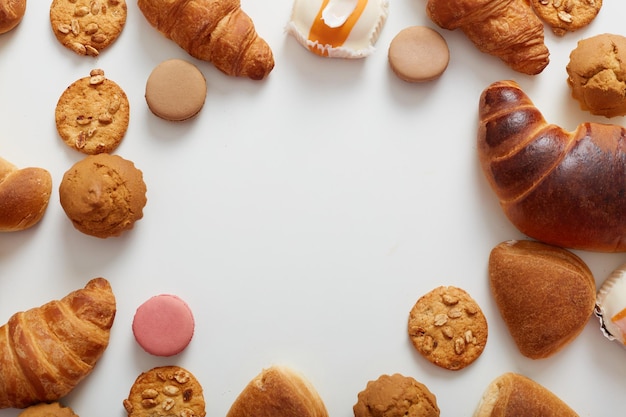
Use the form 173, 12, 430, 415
145, 59, 207, 121
388, 26, 450, 83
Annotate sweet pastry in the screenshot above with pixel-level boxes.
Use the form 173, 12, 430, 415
488, 240, 596, 359
0, 0, 26, 34
566, 33, 626, 118
0, 278, 116, 409
132, 294, 195, 356
137, 0, 274, 80
145, 59, 207, 121
123, 366, 206, 417
286, 0, 389, 58
49, 0, 127, 56
59, 153, 147, 238
55, 69, 130, 154
0, 156, 52, 232
426, 0, 549, 75
18, 402, 79, 417
388, 26, 449, 82
354, 374, 440, 417
595, 263, 626, 346
408, 286, 488, 370
531, 0, 602, 36
478, 80, 626, 251
473, 373, 579, 417
226, 365, 328, 417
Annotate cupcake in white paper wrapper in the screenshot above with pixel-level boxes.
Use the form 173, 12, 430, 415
286, 0, 389, 58
595, 263, 626, 346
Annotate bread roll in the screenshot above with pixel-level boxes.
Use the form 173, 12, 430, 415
473, 373, 579, 417
0, 0, 26, 34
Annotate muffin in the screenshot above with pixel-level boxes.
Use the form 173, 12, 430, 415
59, 153, 147, 238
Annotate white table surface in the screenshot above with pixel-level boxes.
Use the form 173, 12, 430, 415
1, 1, 625, 416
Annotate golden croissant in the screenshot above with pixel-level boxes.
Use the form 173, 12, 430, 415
478, 80, 626, 252
137, 0, 274, 80
0, 278, 116, 409
426, 0, 549, 75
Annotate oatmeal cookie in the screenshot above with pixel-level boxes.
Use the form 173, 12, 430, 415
50, 0, 127, 56
408, 286, 487, 370
55, 69, 129, 155
530, 0, 602, 36
123, 366, 206, 417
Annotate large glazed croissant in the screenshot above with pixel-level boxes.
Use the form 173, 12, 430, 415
426, 0, 549, 75
0, 278, 116, 409
0, 156, 52, 232
137, 0, 274, 80
478, 80, 626, 252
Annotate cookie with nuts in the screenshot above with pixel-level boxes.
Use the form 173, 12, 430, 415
530, 0, 602, 36
50, 0, 127, 56
123, 366, 206, 417
408, 286, 487, 371
55, 69, 130, 154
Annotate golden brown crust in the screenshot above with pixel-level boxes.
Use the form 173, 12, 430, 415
123, 366, 206, 417
408, 286, 488, 370
426, 0, 549, 75
18, 402, 79, 417
354, 374, 439, 417
473, 373, 579, 417
0, 0, 26, 34
0, 157, 52, 232
0, 278, 116, 409
530, 0, 602, 36
137, 0, 274, 80
488, 240, 596, 359
226, 366, 328, 417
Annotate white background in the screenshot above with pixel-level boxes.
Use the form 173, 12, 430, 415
1, 1, 625, 416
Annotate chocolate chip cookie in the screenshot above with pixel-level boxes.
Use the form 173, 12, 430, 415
123, 366, 206, 417
55, 69, 129, 155
408, 286, 488, 371
50, 0, 127, 56
530, 0, 602, 36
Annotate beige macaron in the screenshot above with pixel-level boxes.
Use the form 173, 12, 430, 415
388, 26, 450, 83
145, 59, 207, 121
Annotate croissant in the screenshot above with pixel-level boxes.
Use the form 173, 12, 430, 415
0, 156, 52, 232
0, 278, 116, 409
137, 0, 274, 80
478, 80, 626, 252
426, 0, 549, 75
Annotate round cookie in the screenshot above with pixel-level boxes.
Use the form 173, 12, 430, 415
354, 374, 440, 417
18, 402, 79, 417
530, 0, 602, 36
145, 59, 207, 121
50, 0, 127, 56
408, 286, 488, 371
59, 153, 147, 238
55, 69, 130, 154
123, 366, 206, 417
566, 33, 626, 118
388, 26, 449, 83
132, 294, 195, 356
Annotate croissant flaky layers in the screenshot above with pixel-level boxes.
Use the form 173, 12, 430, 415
427, 0, 549, 75
478, 80, 626, 252
0, 278, 116, 409
137, 0, 274, 80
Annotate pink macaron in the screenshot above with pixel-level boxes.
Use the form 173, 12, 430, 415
132, 294, 195, 356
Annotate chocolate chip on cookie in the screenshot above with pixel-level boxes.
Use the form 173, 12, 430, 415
50, 0, 127, 56
123, 366, 206, 417
408, 286, 488, 371
55, 69, 130, 155
530, 0, 602, 36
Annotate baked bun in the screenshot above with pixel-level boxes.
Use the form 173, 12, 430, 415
226, 366, 328, 417
18, 402, 79, 417
0, 0, 26, 34
0, 156, 52, 232
59, 153, 147, 238
473, 373, 579, 417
